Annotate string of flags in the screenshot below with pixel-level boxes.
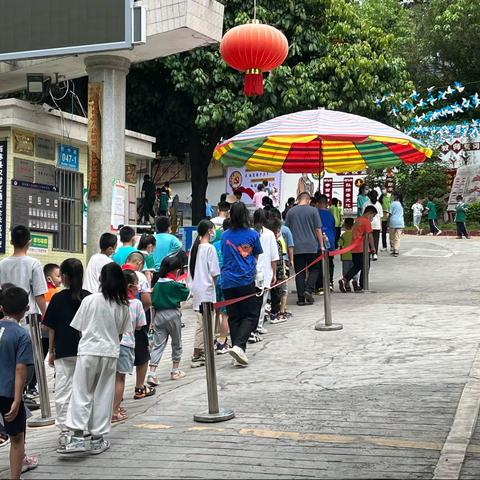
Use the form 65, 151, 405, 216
405, 120, 480, 149
373, 82, 480, 121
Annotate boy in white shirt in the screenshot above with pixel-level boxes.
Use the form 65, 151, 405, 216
83, 233, 117, 293
411, 199, 424, 235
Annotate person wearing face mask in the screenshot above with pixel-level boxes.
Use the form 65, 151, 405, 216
187, 220, 220, 368
379, 188, 392, 251
357, 185, 370, 217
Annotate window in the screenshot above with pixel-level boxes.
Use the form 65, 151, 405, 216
53, 169, 83, 253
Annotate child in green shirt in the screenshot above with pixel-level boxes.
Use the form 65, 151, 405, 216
147, 255, 190, 386
455, 195, 469, 239
330, 198, 343, 248
426, 195, 442, 236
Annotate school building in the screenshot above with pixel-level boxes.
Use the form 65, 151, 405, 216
0, 98, 155, 266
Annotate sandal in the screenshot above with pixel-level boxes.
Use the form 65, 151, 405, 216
111, 411, 128, 424
0, 433, 10, 449
134, 385, 156, 400
22, 454, 39, 473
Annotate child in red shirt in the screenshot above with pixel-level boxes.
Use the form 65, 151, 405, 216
338, 206, 377, 293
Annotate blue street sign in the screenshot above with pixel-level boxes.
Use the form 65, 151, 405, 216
57, 144, 79, 171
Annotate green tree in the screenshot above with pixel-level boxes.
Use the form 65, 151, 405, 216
127, 0, 413, 223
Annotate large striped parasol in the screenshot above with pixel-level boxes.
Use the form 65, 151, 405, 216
213, 109, 432, 173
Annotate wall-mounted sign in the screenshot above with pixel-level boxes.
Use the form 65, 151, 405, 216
13, 130, 34, 156
35, 163, 56, 186
35, 136, 55, 160
13, 158, 35, 183
11, 180, 59, 232
0, 141, 7, 253
111, 180, 126, 231
30, 234, 49, 254
58, 144, 79, 171
88, 82, 102, 200
125, 163, 137, 184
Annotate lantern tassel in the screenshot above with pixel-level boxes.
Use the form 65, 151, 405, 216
244, 69, 263, 96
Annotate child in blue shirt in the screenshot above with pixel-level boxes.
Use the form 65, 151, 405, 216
0, 285, 37, 479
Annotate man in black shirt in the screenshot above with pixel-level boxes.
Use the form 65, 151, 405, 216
141, 175, 156, 222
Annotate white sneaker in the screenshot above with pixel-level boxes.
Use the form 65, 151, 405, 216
256, 326, 268, 334
381, 248, 387, 251
89, 437, 110, 455
228, 346, 249, 366
232, 359, 248, 368
372, 254, 378, 261
58, 436, 86, 454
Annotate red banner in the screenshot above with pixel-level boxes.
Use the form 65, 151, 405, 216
343, 177, 353, 209
323, 178, 333, 204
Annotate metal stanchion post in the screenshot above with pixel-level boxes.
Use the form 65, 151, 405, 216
27, 314, 55, 427
315, 238, 343, 332
194, 302, 235, 423
358, 234, 375, 294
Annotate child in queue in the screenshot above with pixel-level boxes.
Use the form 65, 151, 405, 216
112, 270, 146, 423
43, 263, 62, 303
43, 259, 90, 448
0, 286, 37, 479
60, 263, 132, 455
338, 218, 360, 292
338, 206, 377, 293
188, 220, 220, 368
147, 255, 190, 385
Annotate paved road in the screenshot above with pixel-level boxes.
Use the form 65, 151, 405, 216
1, 235, 480, 479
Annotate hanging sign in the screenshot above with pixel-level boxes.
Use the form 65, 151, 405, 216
88, 82, 103, 200
0, 141, 7, 253
323, 178, 333, 203
58, 144, 79, 171
343, 177, 353, 210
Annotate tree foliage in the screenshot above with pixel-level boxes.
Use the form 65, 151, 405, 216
127, 0, 414, 222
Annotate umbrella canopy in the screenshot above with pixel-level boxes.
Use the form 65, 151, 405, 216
213, 109, 432, 173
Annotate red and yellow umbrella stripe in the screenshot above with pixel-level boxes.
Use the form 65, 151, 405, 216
213, 109, 432, 174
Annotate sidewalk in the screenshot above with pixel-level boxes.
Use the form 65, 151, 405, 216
1, 236, 480, 479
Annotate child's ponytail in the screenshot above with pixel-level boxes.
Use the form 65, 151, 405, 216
60, 258, 84, 302
189, 220, 214, 280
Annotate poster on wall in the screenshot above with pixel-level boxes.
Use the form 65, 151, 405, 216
0, 141, 7, 253
35, 136, 55, 160
225, 167, 282, 207
88, 82, 102, 200
29, 234, 49, 254
11, 180, 59, 232
447, 164, 480, 211
111, 180, 126, 230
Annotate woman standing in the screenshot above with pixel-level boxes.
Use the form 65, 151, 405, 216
379, 188, 392, 251
221, 203, 263, 367
389, 192, 405, 257
357, 185, 370, 217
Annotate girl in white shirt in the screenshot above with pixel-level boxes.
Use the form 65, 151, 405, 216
188, 220, 220, 367
363, 190, 383, 261
61, 263, 131, 456
253, 209, 279, 336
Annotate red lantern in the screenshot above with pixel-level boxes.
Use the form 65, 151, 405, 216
220, 22, 289, 97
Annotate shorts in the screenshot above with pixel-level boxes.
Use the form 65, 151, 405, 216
134, 326, 150, 366
0, 396, 26, 437
215, 284, 227, 314
413, 215, 422, 227
117, 345, 135, 374
278, 281, 288, 297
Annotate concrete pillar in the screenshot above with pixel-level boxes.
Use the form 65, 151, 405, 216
85, 55, 130, 259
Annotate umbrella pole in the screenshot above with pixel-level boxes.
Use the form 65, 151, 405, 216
315, 238, 343, 332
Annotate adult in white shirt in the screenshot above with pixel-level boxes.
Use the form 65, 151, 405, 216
252, 184, 267, 209
411, 199, 424, 234
363, 190, 383, 261
83, 233, 117, 293
253, 209, 279, 335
